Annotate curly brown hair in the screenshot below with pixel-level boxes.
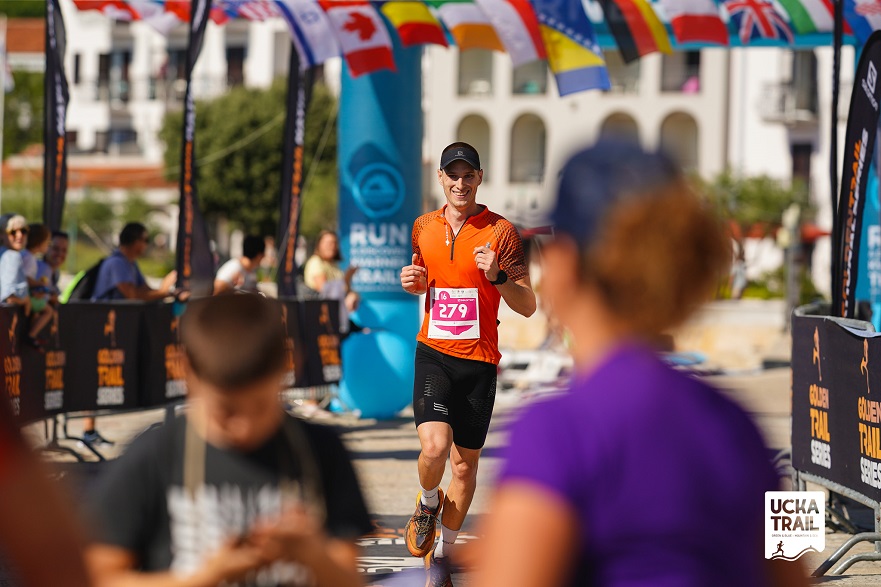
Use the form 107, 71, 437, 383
579, 179, 731, 336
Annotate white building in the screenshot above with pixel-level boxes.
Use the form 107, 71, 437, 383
422, 44, 856, 295
53, 0, 851, 290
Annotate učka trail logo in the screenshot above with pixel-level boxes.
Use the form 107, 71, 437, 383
765, 491, 825, 560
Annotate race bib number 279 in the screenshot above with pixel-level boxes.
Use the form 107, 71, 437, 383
428, 288, 479, 340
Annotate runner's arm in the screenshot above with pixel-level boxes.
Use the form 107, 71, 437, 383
471, 481, 577, 587
496, 275, 536, 317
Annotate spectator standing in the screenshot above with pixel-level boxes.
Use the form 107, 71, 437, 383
472, 142, 805, 587
20, 224, 54, 348
37, 230, 69, 302
91, 222, 176, 302
85, 294, 372, 587
214, 235, 265, 294
304, 231, 359, 332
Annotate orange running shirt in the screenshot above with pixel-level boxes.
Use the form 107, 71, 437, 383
412, 206, 528, 365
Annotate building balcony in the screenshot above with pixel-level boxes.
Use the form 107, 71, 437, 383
760, 81, 819, 125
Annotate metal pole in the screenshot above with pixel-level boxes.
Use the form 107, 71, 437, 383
831, 0, 844, 300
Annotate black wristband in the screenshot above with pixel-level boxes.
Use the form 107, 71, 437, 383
489, 270, 508, 286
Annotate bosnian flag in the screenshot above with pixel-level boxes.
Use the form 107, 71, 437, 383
319, 0, 395, 76
275, 0, 340, 69
845, 0, 881, 42
473, 0, 545, 66
657, 0, 728, 45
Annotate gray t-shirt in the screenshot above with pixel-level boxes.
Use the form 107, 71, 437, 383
90, 414, 372, 586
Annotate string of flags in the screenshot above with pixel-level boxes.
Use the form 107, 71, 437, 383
72, 0, 877, 97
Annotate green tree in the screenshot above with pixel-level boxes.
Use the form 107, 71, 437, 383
0, 1, 45, 18
159, 79, 338, 239
3, 71, 44, 158
702, 171, 817, 299
703, 171, 813, 243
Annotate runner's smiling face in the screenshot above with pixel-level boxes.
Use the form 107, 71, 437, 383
438, 160, 482, 215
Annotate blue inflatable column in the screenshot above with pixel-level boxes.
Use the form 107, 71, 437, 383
857, 164, 881, 330
337, 45, 423, 419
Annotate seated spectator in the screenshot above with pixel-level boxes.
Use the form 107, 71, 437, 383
472, 142, 805, 587
85, 294, 372, 587
92, 222, 176, 302
214, 235, 265, 294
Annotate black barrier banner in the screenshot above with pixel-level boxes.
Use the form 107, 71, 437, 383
44, 0, 69, 232
299, 300, 342, 386
1, 306, 26, 419
175, 0, 214, 297
834, 30, 881, 318
278, 48, 314, 298
279, 300, 308, 388
61, 303, 142, 413
140, 303, 187, 407
792, 311, 881, 500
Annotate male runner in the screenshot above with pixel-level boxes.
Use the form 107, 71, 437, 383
400, 142, 536, 586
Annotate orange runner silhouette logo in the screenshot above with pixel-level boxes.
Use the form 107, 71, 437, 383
7, 313, 17, 347
813, 327, 822, 381
862, 338, 871, 394
104, 310, 117, 347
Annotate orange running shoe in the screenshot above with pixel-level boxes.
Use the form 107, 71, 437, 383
405, 489, 444, 558
424, 550, 453, 587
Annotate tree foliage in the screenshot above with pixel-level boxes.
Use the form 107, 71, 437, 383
0, 1, 45, 18
702, 171, 813, 240
3, 71, 44, 158
159, 79, 339, 240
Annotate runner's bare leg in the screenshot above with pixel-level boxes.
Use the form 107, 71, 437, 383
441, 443, 481, 531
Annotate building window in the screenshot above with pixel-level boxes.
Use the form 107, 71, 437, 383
791, 143, 812, 198
509, 114, 546, 183
457, 115, 491, 183
599, 113, 640, 144
227, 46, 246, 87
604, 50, 640, 94
97, 51, 131, 102
791, 50, 818, 114
458, 50, 494, 96
661, 51, 701, 93
512, 60, 547, 95
660, 112, 699, 171
73, 54, 81, 85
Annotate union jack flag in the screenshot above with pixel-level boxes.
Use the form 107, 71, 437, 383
724, 0, 794, 44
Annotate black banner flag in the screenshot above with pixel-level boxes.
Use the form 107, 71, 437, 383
175, 0, 215, 297
44, 0, 69, 232
278, 46, 314, 298
834, 31, 881, 318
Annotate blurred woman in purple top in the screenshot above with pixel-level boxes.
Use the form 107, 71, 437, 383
473, 142, 807, 587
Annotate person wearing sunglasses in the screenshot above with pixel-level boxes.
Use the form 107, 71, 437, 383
0, 215, 33, 313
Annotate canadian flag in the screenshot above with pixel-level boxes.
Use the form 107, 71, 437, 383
319, 0, 395, 76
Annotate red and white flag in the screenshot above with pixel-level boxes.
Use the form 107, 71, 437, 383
319, 0, 395, 76
657, 0, 728, 45
473, 0, 546, 66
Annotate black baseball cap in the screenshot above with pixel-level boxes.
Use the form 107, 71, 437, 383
439, 142, 481, 170
552, 141, 679, 246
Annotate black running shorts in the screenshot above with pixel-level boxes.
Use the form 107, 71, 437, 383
412, 342, 498, 450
